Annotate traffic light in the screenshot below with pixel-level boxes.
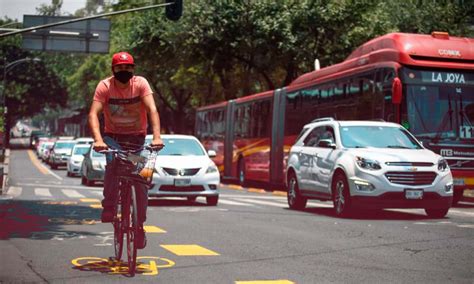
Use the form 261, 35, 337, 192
165, 0, 182, 21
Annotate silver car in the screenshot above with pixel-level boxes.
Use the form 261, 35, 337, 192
49, 140, 77, 169
286, 118, 453, 218
148, 135, 220, 205
81, 147, 106, 186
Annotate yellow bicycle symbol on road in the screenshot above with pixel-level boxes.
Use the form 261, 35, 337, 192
72, 256, 175, 276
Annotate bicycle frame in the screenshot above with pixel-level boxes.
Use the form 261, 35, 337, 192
102, 146, 160, 276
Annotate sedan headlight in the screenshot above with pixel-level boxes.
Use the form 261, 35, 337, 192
438, 158, 449, 172
356, 157, 381, 170
92, 161, 102, 170
206, 164, 218, 174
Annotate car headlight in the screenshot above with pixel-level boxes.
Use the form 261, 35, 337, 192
438, 158, 449, 172
206, 164, 218, 174
356, 157, 381, 170
92, 161, 102, 170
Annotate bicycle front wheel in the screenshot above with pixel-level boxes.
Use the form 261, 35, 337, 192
113, 191, 124, 261
126, 184, 139, 276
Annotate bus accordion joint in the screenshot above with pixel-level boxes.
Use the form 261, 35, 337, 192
431, 31, 449, 40
392, 77, 402, 105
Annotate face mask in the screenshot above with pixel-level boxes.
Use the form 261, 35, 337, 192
113, 70, 133, 83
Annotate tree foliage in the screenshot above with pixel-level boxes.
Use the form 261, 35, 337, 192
1, 0, 472, 134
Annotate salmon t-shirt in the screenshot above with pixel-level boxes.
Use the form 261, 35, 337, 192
93, 76, 153, 135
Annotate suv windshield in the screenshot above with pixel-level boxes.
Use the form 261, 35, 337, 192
340, 125, 422, 149
402, 67, 474, 141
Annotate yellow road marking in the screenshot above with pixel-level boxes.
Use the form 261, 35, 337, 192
160, 244, 219, 256
80, 198, 101, 203
90, 204, 102, 209
236, 281, 295, 284
27, 150, 49, 174
228, 184, 244, 190
248, 188, 266, 193
42, 201, 77, 205
272, 191, 287, 197
144, 226, 166, 233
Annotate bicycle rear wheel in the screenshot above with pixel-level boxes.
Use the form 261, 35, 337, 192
126, 184, 139, 276
113, 187, 124, 261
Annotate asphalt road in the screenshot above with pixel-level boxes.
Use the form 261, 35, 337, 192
1, 140, 473, 283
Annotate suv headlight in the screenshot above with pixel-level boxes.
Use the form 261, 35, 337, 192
356, 157, 381, 170
438, 158, 449, 172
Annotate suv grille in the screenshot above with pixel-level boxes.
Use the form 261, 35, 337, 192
385, 162, 434, 167
162, 167, 201, 176
385, 171, 437, 186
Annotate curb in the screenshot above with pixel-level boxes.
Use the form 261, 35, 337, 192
1, 149, 10, 195
223, 183, 287, 196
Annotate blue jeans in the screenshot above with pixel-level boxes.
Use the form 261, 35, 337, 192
102, 135, 148, 224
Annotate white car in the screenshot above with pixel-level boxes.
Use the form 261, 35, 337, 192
286, 118, 453, 218
67, 144, 91, 177
148, 134, 220, 205
75, 137, 94, 145
49, 140, 77, 169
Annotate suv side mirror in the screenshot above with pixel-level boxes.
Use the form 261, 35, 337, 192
318, 139, 336, 149
208, 150, 217, 158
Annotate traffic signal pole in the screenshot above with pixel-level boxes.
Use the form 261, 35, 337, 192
0, 1, 180, 38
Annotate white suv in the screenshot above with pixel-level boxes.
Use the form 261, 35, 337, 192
286, 118, 453, 218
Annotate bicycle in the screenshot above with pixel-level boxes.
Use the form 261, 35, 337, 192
99, 145, 161, 276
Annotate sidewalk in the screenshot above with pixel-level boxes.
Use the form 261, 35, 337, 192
0, 149, 10, 194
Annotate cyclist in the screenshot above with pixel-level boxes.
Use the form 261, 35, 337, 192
88, 51, 163, 249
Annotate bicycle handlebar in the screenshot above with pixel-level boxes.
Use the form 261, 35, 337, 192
97, 144, 164, 155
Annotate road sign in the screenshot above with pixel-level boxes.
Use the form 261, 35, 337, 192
22, 15, 110, 53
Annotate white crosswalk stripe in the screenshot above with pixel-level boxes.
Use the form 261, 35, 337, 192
7, 186, 22, 197
233, 198, 287, 208
34, 188, 52, 197
218, 199, 256, 206
5, 185, 474, 219
62, 189, 86, 198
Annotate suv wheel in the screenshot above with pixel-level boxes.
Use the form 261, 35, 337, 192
425, 208, 449, 218
332, 172, 352, 217
287, 173, 307, 210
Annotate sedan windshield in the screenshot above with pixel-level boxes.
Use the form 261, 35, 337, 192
55, 142, 76, 149
340, 126, 422, 149
159, 138, 205, 156
73, 147, 90, 155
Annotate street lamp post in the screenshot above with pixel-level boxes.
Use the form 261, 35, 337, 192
1, 57, 41, 150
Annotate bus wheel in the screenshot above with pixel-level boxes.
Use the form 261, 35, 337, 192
287, 173, 307, 210
238, 158, 246, 186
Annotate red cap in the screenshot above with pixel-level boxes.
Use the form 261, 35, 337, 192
112, 52, 135, 67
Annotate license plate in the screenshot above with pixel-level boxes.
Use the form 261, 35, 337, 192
405, 189, 423, 199
174, 178, 191, 187
453, 178, 465, 186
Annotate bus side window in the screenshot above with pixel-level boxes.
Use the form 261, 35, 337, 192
382, 68, 396, 122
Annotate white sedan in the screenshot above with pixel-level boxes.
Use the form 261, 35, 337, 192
148, 134, 220, 205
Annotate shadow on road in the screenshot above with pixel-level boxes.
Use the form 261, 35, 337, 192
295, 206, 446, 221
0, 199, 101, 240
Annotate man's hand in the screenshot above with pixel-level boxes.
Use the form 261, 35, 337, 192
150, 137, 164, 150
92, 140, 108, 152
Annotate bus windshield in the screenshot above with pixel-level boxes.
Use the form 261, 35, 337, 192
402, 68, 474, 141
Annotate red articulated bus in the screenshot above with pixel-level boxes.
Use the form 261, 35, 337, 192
195, 32, 474, 203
